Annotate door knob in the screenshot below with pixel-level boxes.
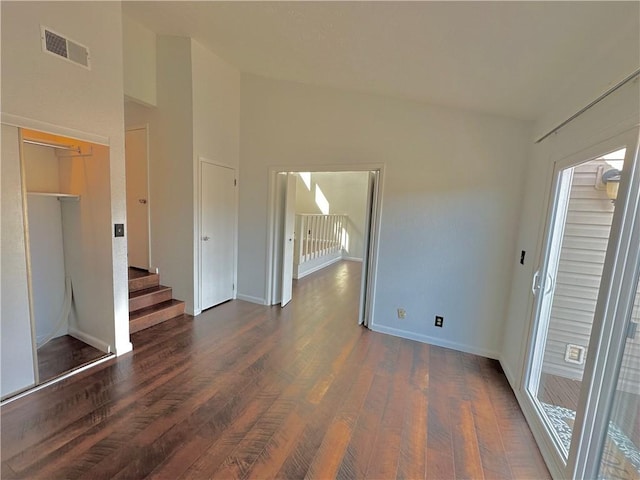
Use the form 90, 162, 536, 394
138, 199, 147, 204
202, 236, 210, 241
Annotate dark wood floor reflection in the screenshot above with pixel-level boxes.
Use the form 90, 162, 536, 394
37, 335, 109, 384
1, 261, 549, 479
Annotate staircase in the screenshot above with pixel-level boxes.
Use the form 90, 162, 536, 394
128, 269, 185, 333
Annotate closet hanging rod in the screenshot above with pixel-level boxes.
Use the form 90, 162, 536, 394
22, 138, 81, 153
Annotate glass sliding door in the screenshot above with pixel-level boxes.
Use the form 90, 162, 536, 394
528, 148, 626, 457
597, 271, 640, 480
525, 127, 640, 477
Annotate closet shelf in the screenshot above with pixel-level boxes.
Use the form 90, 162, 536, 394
27, 192, 80, 201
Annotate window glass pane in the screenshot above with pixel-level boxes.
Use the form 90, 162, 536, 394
527, 149, 626, 458
597, 272, 640, 480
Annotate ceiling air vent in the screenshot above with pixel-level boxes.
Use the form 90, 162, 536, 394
41, 26, 91, 69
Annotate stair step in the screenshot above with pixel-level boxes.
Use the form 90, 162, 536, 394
128, 272, 160, 293
129, 285, 173, 313
129, 299, 185, 334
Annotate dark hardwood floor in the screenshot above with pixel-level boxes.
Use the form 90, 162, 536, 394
37, 335, 110, 384
1, 261, 549, 479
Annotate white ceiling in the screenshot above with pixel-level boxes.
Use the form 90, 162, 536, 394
123, 1, 640, 121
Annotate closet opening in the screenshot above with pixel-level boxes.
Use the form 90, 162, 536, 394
20, 128, 113, 388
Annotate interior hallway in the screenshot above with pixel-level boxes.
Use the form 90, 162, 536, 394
0, 261, 549, 479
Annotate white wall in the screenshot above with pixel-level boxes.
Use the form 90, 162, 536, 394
27, 195, 68, 345
149, 36, 195, 313
1, 1, 131, 366
191, 39, 241, 313
532, 16, 640, 141
59, 144, 119, 350
1, 124, 37, 398
238, 74, 531, 357
123, 14, 157, 107
191, 40, 241, 170
124, 36, 241, 315
23, 144, 60, 192
294, 171, 369, 259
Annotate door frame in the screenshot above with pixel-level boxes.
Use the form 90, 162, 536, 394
520, 127, 640, 478
265, 163, 385, 328
125, 125, 151, 270
196, 156, 238, 315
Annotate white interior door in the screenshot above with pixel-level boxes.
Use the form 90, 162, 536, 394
125, 128, 149, 270
200, 161, 236, 310
281, 173, 296, 307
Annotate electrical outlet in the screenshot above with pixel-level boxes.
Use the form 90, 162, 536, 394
435, 315, 444, 327
397, 308, 406, 319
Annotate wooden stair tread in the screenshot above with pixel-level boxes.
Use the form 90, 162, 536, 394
129, 299, 185, 320
128, 269, 154, 280
129, 299, 185, 334
127, 267, 183, 334
129, 285, 172, 299
128, 273, 160, 293
129, 285, 174, 314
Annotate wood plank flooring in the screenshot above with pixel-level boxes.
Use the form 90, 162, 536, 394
37, 335, 110, 384
1, 261, 550, 479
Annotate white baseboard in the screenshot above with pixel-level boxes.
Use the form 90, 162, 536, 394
369, 323, 500, 360
342, 256, 363, 262
68, 327, 111, 354
114, 341, 133, 356
237, 293, 267, 305
294, 255, 342, 279
499, 356, 520, 391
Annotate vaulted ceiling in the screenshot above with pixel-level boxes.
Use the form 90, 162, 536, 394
124, 1, 640, 121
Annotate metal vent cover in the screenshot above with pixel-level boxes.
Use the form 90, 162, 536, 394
41, 26, 90, 69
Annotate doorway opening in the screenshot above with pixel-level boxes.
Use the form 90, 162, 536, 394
125, 126, 150, 271
267, 167, 382, 328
